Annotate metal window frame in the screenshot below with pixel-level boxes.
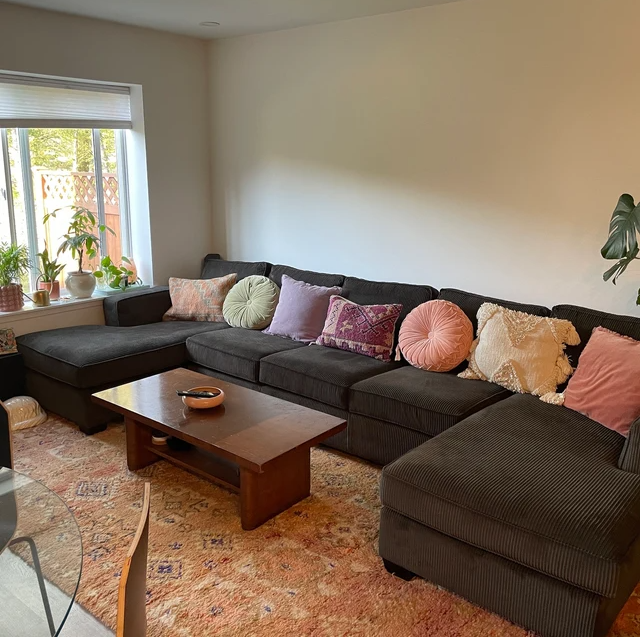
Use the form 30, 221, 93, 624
91, 128, 107, 256
115, 129, 132, 257
17, 128, 39, 291
0, 129, 17, 245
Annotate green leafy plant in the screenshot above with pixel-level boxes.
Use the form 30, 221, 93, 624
36, 244, 64, 283
94, 255, 139, 290
43, 205, 115, 273
601, 194, 640, 305
0, 243, 30, 287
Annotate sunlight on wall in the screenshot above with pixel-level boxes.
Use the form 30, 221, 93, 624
210, 0, 640, 315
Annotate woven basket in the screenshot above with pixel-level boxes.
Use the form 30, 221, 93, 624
0, 284, 24, 312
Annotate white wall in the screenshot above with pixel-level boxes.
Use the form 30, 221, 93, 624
209, 0, 640, 315
0, 2, 213, 284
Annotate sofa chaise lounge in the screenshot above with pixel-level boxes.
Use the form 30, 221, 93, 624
15, 255, 640, 637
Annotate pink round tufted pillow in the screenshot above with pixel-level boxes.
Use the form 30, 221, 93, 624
399, 300, 474, 372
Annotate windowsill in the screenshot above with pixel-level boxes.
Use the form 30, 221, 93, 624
0, 296, 103, 318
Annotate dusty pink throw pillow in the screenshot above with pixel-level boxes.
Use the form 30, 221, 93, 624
564, 327, 640, 436
316, 295, 402, 362
399, 300, 474, 372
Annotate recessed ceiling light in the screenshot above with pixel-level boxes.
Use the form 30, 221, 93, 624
199, 21, 220, 27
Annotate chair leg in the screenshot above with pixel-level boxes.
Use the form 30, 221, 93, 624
10, 536, 56, 636
383, 558, 416, 581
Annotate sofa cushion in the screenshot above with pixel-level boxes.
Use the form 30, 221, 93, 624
260, 344, 400, 409
269, 264, 344, 288
350, 366, 510, 437
201, 254, 271, 281
552, 304, 640, 368
381, 394, 640, 597
341, 276, 437, 329
439, 288, 551, 332
17, 322, 229, 389
186, 328, 305, 383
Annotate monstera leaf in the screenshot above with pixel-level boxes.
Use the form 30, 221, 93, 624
601, 194, 640, 286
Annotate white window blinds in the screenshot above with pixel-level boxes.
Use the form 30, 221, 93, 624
0, 73, 132, 129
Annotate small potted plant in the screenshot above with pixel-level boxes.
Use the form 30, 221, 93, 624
0, 243, 30, 312
94, 255, 140, 291
43, 206, 115, 299
36, 245, 64, 300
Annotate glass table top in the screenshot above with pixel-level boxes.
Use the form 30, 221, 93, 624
0, 468, 82, 636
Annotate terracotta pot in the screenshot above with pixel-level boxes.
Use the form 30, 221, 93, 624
38, 280, 60, 300
65, 271, 96, 299
0, 284, 24, 312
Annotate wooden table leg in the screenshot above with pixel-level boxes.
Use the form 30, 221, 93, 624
125, 417, 158, 471
239, 447, 311, 530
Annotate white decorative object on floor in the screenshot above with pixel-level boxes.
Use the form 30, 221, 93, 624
4, 396, 47, 431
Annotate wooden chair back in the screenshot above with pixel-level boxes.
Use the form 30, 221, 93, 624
116, 483, 151, 637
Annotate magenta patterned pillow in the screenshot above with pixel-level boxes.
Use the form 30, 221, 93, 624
316, 295, 403, 362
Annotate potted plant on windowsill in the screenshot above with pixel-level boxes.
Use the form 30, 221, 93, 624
36, 245, 64, 300
0, 243, 30, 312
44, 206, 115, 299
94, 255, 141, 292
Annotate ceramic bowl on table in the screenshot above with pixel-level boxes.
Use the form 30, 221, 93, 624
181, 386, 225, 410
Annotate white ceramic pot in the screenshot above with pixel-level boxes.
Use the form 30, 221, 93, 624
65, 271, 96, 299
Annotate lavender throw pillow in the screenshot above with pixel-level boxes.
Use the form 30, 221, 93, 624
265, 274, 342, 342
316, 295, 403, 362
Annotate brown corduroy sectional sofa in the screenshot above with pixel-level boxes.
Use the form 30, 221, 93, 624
16, 255, 640, 637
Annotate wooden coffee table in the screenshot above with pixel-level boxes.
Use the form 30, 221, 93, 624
92, 368, 346, 530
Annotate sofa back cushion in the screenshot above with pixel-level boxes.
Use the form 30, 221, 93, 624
269, 264, 344, 288
439, 288, 551, 333
551, 304, 640, 367
201, 254, 271, 281
342, 277, 437, 329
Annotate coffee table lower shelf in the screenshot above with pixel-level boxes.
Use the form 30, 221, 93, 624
144, 444, 240, 492
126, 417, 312, 530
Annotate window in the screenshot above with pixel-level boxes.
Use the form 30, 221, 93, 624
0, 74, 133, 292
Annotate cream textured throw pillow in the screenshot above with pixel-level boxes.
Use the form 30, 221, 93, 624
458, 303, 580, 396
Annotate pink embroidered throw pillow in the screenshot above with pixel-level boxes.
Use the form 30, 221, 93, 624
163, 273, 237, 322
399, 300, 473, 372
316, 295, 402, 362
564, 327, 640, 436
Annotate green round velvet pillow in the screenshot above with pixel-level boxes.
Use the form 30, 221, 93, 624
222, 275, 280, 329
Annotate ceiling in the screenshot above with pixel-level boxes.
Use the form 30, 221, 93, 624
4, 0, 463, 39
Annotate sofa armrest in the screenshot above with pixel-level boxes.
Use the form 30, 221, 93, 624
618, 418, 640, 473
103, 287, 171, 327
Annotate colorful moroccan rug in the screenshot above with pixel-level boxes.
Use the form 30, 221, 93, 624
11, 415, 640, 636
